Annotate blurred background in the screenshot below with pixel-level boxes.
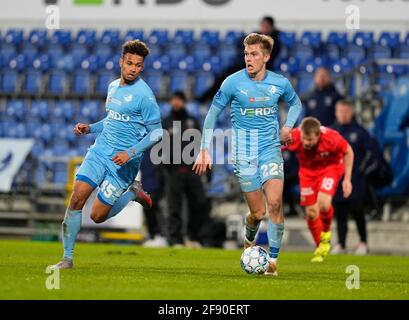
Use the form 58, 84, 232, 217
0, 0, 408, 254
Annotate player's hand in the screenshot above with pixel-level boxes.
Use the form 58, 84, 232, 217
280, 126, 292, 146
112, 151, 130, 166
342, 179, 353, 198
74, 123, 90, 136
192, 149, 212, 176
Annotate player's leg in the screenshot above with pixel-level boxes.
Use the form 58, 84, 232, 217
263, 178, 285, 276
332, 202, 348, 254
305, 202, 322, 247
243, 189, 266, 248
350, 200, 368, 255
312, 192, 334, 261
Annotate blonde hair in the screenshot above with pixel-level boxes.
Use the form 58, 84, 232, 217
243, 33, 274, 55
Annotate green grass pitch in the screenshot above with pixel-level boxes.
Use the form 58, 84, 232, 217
0, 240, 408, 300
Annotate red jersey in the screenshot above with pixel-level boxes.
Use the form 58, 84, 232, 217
287, 126, 348, 176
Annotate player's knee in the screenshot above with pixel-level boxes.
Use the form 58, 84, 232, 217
250, 208, 265, 220
267, 199, 281, 215
306, 207, 318, 220
90, 212, 106, 224
318, 201, 331, 213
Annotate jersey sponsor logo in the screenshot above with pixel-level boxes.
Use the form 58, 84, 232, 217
239, 89, 249, 96
239, 106, 277, 117
320, 152, 330, 157
107, 96, 122, 106
270, 85, 277, 94
107, 109, 130, 122
255, 97, 271, 102
249, 97, 255, 103
301, 187, 314, 196
124, 94, 133, 102
215, 90, 222, 99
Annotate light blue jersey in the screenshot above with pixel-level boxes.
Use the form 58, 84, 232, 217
201, 69, 302, 192
77, 77, 162, 205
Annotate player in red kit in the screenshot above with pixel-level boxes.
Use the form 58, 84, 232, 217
286, 117, 354, 262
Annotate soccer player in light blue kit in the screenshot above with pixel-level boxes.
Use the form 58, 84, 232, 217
51, 40, 163, 269
193, 33, 302, 276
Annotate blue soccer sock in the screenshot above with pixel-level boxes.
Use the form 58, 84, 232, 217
245, 214, 261, 242
62, 209, 82, 261
106, 190, 136, 220
267, 220, 284, 263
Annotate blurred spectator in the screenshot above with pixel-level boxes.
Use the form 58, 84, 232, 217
162, 91, 209, 247
303, 67, 342, 126
140, 150, 168, 247
331, 100, 369, 255
198, 15, 281, 103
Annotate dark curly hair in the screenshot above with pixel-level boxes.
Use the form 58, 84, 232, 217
122, 40, 150, 59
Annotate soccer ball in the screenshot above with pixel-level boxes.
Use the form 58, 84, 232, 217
240, 246, 270, 274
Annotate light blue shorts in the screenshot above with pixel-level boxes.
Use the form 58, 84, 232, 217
76, 147, 142, 206
233, 148, 284, 193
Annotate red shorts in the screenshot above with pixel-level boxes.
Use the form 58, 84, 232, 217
299, 165, 344, 206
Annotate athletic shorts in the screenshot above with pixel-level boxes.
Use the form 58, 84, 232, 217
299, 164, 344, 206
233, 147, 284, 193
76, 147, 142, 206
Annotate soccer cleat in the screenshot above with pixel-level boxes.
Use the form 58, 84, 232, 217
243, 236, 255, 250
331, 243, 346, 255
143, 235, 168, 248
130, 180, 152, 209
50, 258, 73, 270
311, 231, 331, 262
264, 259, 278, 276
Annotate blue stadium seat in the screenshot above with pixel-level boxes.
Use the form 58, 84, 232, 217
7, 122, 27, 138
100, 29, 121, 48
21, 43, 39, 66
278, 57, 300, 76
1, 120, 17, 137
124, 29, 144, 42
191, 43, 212, 65
93, 44, 112, 66
398, 45, 409, 59
296, 72, 314, 95
30, 140, 45, 158
345, 44, 366, 66
52, 162, 68, 184
72, 70, 92, 95
198, 56, 221, 74
224, 30, 244, 46
0, 69, 19, 94
4, 29, 24, 45
47, 43, 64, 65
79, 55, 99, 72
8, 54, 26, 71
149, 55, 171, 73
54, 100, 76, 122
294, 44, 314, 65
168, 70, 189, 94
28, 29, 48, 47
378, 32, 400, 49
79, 100, 100, 123
32, 54, 51, 71
199, 30, 220, 47
30, 100, 50, 121
50, 30, 72, 46
218, 44, 238, 70
71, 43, 89, 67
95, 69, 116, 95
0, 43, 17, 63
372, 44, 392, 59
186, 101, 201, 120
173, 29, 194, 46
300, 31, 322, 49
6, 99, 25, 121
327, 31, 348, 48
279, 31, 296, 48
47, 70, 67, 95
76, 29, 96, 47
143, 70, 164, 97
103, 54, 120, 73
167, 43, 187, 63
158, 102, 171, 118
352, 31, 374, 49
52, 53, 74, 71
23, 69, 43, 94
193, 71, 215, 97
147, 30, 169, 46
324, 43, 341, 61
174, 55, 196, 73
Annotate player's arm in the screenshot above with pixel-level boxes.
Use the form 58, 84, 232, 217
73, 118, 106, 136
193, 79, 233, 176
112, 96, 163, 166
342, 143, 354, 198
280, 79, 303, 145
